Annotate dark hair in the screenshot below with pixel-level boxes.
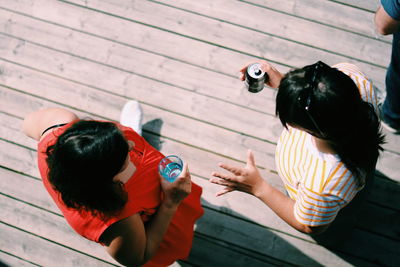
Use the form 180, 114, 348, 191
276, 62, 385, 185
46, 120, 129, 217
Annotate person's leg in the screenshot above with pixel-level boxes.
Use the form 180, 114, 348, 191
382, 31, 400, 132
120, 100, 143, 135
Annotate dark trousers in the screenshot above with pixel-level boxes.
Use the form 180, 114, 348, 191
382, 31, 400, 128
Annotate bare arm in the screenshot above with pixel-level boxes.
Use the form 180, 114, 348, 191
210, 150, 328, 235
101, 164, 192, 266
375, 6, 400, 35
22, 108, 78, 141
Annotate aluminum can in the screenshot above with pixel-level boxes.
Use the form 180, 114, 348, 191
245, 63, 268, 93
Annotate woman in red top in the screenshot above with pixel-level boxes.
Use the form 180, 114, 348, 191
22, 105, 204, 267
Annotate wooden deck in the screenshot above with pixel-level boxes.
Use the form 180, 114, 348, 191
1, 0, 399, 266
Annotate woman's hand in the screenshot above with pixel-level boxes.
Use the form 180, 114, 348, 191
160, 163, 191, 208
210, 150, 267, 197
239, 60, 284, 89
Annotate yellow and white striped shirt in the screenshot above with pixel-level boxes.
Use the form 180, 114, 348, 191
275, 63, 378, 227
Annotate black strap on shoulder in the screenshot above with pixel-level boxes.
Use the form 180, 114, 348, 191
41, 123, 67, 136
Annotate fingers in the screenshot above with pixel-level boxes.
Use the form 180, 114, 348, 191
209, 177, 235, 196
215, 187, 234, 197
218, 163, 243, 176
211, 170, 235, 181
239, 61, 258, 81
179, 163, 189, 177
246, 150, 256, 168
210, 175, 235, 185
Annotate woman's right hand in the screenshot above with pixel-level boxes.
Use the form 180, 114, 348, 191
239, 60, 284, 89
160, 163, 191, 208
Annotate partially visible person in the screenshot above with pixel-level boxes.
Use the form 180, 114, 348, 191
22, 101, 203, 267
375, 0, 400, 133
211, 61, 384, 241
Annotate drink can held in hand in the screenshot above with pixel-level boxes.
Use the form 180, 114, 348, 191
245, 63, 268, 93
158, 155, 183, 182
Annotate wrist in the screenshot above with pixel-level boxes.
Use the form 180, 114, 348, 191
160, 201, 179, 212
253, 179, 272, 199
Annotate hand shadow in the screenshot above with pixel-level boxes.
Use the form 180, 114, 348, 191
141, 119, 164, 151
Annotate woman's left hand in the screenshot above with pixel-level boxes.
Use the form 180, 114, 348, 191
210, 150, 266, 197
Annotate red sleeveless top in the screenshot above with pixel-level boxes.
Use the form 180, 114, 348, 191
37, 122, 204, 267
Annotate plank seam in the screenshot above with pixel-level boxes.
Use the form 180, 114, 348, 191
0, 192, 62, 218
327, 0, 376, 13
0, 29, 278, 117
0, 221, 119, 266
142, 0, 388, 68
0, 249, 41, 267
193, 232, 297, 266
237, 0, 389, 44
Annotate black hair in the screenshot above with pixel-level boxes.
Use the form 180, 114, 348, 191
276, 62, 385, 185
46, 120, 129, 217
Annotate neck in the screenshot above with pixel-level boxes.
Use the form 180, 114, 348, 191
312, 137, 336, 154
113, 160, 136, 184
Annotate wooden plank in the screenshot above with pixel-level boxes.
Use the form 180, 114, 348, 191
330, 0, 380, 12
0, 250, 38, 267
189, 233, 294, 267
0, 0, 291, 79
369, 173, 400, 211
357, 202, 400, 240
0, 193, 120, 265
0, 1, 280, 116
59, 0, 388, 88
154, 0, 391, 64
376, 151, 400, 181
195, 208, 378, 267
0, 0, 387, 89
242, 0, 389, 41
0, 222, 117, 267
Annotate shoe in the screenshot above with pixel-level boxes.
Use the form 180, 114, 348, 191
120, 100, 143, 135
381, 119, 400, 134
378, 103, 400, 134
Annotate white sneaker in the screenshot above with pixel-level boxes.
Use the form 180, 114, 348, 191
120, 100, 143, 135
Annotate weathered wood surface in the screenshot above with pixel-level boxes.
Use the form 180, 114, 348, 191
1, 0, 399, 266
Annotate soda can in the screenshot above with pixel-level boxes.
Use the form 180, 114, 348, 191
245, 63, 268, 93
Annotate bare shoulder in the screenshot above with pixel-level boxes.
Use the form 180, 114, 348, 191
22, 108, 78, 141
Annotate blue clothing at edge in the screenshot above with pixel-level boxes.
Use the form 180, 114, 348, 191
381, 0, 400, 129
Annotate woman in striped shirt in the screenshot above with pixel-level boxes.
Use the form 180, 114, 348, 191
210, 61, 384, 235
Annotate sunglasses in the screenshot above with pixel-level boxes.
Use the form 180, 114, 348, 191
302, 61, 330, 138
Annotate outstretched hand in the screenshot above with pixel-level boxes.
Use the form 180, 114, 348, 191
210, 150, 266, 197
239, 60, 284, 89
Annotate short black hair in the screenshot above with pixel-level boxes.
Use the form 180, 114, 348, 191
46, 120, 129, 217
